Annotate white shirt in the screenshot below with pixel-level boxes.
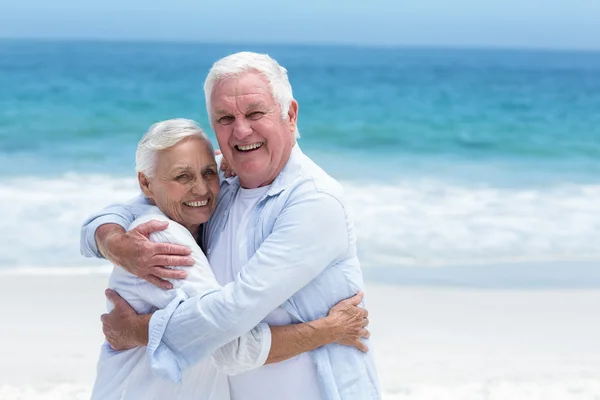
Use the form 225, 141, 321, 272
90, 205, 271, 400
210, 186, 324, 400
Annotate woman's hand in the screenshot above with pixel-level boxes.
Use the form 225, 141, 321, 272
325, 291, 370, 352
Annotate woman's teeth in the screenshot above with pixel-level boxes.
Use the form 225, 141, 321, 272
236, 143, 263, 151
184, 200, 208, 207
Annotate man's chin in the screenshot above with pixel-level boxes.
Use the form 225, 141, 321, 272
236, 159, 268, 176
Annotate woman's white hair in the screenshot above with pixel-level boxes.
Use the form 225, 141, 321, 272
203, 51, 300, 138
135, 118, 214, 177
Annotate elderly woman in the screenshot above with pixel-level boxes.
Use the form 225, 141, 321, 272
90, 119, 368, 400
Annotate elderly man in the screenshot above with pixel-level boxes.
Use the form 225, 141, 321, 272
81, 52, 381, 399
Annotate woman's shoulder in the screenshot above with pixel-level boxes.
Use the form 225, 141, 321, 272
128, 205, 169, 231
129, 207, 196, 246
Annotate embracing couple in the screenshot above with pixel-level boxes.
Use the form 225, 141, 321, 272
81, 51, 381, 400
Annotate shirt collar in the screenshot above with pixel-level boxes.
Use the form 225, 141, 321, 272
266, 143, 304, 197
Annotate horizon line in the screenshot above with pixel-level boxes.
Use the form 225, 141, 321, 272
1, 36, 600, 54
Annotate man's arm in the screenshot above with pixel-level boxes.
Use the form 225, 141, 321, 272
80, 196, 143, 258
152, 191, 353, 366
108, 188, 362, 380
103, 215, 368, 377
103, 289, 369, 377
80, 195, 193, 289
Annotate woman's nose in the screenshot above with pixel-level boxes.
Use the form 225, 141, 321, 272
191, 178, 208, 195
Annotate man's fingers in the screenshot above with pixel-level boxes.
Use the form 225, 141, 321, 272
151, 254, 194, 268
347, 291, 364, 306
146, 274, 173, 290
151, 243, 192, 257
105, 289, 127, 307
363, 317, 369, 328
360, 328, 371, 339
354, 340, 369, 353
151, 266, 188, 280
134, 220, 169, 237
215, 149, 222, 156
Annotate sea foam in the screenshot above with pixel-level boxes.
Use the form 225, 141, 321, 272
1, 174, 600, 270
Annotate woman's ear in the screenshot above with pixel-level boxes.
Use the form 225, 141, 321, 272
138, 172, 153, 200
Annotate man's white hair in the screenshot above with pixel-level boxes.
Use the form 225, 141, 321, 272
203, 51, 300, 138
135, 118, 214, 177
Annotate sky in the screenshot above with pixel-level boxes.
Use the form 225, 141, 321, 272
1, 0, 600, 50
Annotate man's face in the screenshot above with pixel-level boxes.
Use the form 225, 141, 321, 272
210, 72, 298, 189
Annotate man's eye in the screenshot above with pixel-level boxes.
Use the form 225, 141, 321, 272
247, 111, 264, 120
218, 116, 234, 125
204, 169, 216, 176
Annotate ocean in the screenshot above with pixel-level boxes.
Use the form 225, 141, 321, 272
2, 39, 600, 286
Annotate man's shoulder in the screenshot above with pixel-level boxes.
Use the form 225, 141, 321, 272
294, 152, 345, 199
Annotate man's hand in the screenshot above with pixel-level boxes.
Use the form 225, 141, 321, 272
96, 221, 194, 289
215, 149, 236, 178
101, 289, 151, 351
326, 291, 370, 352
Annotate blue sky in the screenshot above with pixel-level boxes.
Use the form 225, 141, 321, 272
1, 0, 599, 50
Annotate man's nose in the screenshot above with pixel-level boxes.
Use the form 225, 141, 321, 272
232, 118, 253, 140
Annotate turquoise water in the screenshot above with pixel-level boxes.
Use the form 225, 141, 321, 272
1, 39, 600, 285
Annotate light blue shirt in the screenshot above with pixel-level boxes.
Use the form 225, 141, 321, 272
81, 144, 381, 400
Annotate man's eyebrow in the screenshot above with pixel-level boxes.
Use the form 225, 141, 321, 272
246, 102, 266, 111
213, 109, 231, 117
170, 165, 191, 173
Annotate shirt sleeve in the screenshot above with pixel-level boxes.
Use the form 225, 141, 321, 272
148, 189, 350, 381
79, 194, 149, 259
137, 216, 272, 380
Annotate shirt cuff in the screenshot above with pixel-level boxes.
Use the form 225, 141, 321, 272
255, 322, 272, 367
146, 290, 187, 382
80, 214, 132, 258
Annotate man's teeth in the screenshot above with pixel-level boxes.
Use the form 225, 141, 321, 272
236, 143, 263, 151
184, 200, 208, 207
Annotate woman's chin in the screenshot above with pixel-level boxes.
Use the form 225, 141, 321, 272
182, 207, 212, 223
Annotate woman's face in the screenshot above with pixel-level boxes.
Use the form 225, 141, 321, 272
139, 137, 220, 235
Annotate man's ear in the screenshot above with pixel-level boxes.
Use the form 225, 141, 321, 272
287, 99, 298, 134
138, 172, 153, 200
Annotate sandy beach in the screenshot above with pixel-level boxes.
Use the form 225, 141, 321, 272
1, 271, 599, 399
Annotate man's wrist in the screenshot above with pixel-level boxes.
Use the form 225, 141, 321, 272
96, 224, 125, 262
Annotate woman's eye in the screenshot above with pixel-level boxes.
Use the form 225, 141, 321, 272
176, 174, 189, 181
